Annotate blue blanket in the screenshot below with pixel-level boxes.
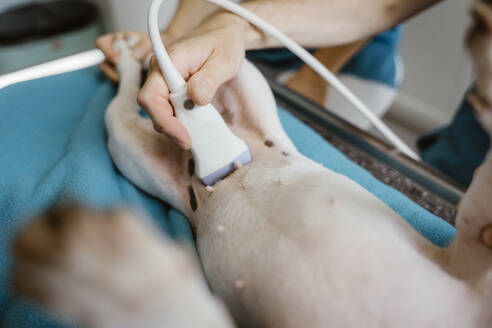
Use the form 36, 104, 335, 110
0, 66, 455, 327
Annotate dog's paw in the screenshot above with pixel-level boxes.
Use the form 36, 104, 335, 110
12, 204, 196, 326
113, 37, 143, 77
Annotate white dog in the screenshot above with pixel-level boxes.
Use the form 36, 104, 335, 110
12, 2, 492, 327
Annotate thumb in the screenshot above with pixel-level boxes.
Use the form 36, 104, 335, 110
187, 52, 243, 106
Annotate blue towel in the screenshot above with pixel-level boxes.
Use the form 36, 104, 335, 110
0, 66, 455, 327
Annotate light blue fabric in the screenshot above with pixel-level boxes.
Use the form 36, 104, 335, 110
247, 26, 403, 88
0, 66, 455, 327
341, 26, 403, 88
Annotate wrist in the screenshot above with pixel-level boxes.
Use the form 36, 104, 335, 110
208, 11, 265, 50
161, 31, 179, 45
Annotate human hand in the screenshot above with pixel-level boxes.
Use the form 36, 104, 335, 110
96, 31, 155, 82
137, 13, 250, 149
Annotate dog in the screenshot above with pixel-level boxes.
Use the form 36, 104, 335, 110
11, 1, 492, 327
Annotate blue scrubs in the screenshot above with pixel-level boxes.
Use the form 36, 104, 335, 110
418, 92, 490, 188
246, 26, 403, 88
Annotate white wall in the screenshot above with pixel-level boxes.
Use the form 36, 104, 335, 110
88, 0, 179, 32
390, 0, 475, 132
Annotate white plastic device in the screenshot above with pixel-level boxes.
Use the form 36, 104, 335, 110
149, 0, 251, 185
169, 86, 251, 185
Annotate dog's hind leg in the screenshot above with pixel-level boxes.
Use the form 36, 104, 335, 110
12, 205, 236, 328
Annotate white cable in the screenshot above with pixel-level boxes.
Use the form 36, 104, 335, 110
149, 0, 420, 160
0, 49, 104, 90
148, 0, 186, 92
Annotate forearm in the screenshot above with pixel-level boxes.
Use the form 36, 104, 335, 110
224, 0, 443, 49
164, 0, 220, 41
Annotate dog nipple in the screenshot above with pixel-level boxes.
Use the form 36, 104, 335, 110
235, 279, 245, 290
235, 161, 243, 169
481, 224, 492, 249
217, 225, 225, 235
206, 185, 215, 193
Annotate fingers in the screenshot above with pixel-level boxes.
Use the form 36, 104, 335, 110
167, 39, 214, 81
110, 22, 245, 150
99, 61, 119, 83
97, 31, 153, 65
167, 35, 243, 106
96, 34, 120, 65
188, 50, 243, 105
138, 69, 192, 149
133, 37, 153, 61
97, 31, 155, 83
98, 31, 197, 150
148, 55, 159, 71
118, 31, 153, 61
